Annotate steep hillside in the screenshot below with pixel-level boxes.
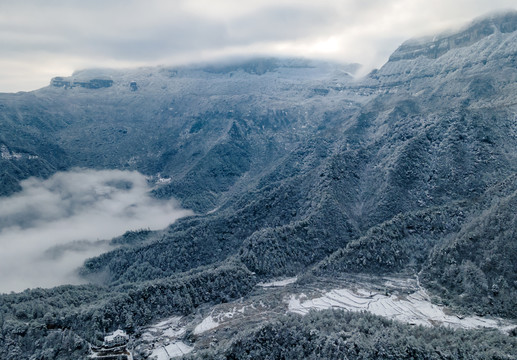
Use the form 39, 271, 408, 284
311, 11, 517, 316
0, 58, 361, 212
81, 11, 517, 296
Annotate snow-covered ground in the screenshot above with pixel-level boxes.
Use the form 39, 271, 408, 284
288, 286, 513, 331
0, 144, 37, 160
134, 275, 516, 357
139, 316, 192, 359
193, 303, 263, 335
257, 277, 298, 287
149, 342, 193, 360
193, 315, 219, 335
142, 316, 185, 340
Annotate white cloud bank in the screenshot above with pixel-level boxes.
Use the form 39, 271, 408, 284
0, 169, 192, 293
0, 0, 515, 92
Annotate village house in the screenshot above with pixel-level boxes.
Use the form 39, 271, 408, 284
103, 329, 129, 348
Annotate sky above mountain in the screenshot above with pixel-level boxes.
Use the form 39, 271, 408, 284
0, 0, 515, 93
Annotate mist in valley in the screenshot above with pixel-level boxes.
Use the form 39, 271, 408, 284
0, 168, 192, 293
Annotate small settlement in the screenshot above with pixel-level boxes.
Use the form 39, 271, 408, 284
89, 329, 132, 360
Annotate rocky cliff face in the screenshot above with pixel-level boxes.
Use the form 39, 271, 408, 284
367, 10, 517, 99
389, 11, 517, 62
51, 77, 114, 89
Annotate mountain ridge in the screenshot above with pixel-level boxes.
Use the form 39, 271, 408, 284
389, 10, 517, 61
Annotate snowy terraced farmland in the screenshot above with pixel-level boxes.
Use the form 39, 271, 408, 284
287, 286, 513, 331
133, 275, 516, 357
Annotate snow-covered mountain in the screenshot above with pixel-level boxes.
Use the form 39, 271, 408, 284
1, 11, 517, 360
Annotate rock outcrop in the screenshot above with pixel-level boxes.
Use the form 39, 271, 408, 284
51, 77, 113, 89
389, 11, 517, 62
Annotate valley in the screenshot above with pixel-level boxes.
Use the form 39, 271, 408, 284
1, 11, 517, 360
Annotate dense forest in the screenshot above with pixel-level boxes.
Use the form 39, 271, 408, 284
0, 262, 256, 359
188, 310, 517, 359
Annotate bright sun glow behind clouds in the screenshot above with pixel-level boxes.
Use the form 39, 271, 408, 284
275, 36, 341, 55
0, 0, 515, 92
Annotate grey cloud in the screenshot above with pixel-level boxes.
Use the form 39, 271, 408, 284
0, 0, 516, 92
227, 6, 341, 42
89, 19, 229, 61
0, 169, 192, 293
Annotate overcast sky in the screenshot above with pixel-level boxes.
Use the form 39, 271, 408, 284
0, 0, 515, 92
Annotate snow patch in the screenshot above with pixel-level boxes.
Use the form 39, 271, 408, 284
156, 176, 172, 185
193, 315, 219, 335
139, 315, 192, 359
150, 342, 193, 360
1, 144, 31, 160
151, 316, 182, 330
143, 316, 187, 340
258, 277, 298, 288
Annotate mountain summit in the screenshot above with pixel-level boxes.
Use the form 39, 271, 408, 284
390, 10, 517, 61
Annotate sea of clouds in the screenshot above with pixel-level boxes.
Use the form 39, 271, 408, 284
0, 169, 192, 293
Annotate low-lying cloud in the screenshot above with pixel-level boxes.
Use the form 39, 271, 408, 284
0, 168, 192, 293
1, 1, 515, 92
